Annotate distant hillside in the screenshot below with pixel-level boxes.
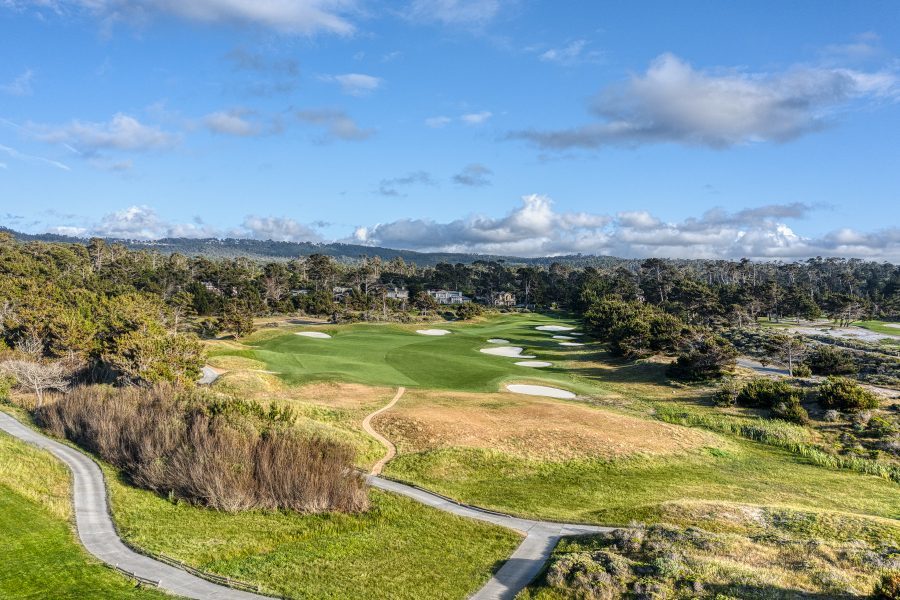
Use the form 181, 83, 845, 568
0, 226, 628, 268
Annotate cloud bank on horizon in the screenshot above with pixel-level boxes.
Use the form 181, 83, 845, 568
38, 197, 900, 262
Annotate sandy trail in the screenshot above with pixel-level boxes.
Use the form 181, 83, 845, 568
362, 387, 406, 476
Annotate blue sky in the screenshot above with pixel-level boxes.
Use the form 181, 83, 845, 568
1, 1, 899, 259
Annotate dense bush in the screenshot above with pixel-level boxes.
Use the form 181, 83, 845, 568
792, 363, 812, 377
874, 570, 900, 600
808, 346, 859, 376
736, 379, 801, 409
817, 377, 880, 412
771, 397, 810, 425
454, 302, 483, 320
35, 385, 368, 513
712, 379, 740, 406
585, 299, 685, 358
667, 334, 737, 381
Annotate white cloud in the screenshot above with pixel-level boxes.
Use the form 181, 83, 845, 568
460, 111, 492, 125
30, 113, 179, 154
538, 40, 601, 66
425, 116, 452, 128
1, 69, 34, 96
453, 163, 492, 186
202, 108, 262, 136
296, 108, 374, 141
235, 215, 322, 242
406, 0, 505, 26
511, 52, 899, 149
6, 0, 358, 36
320, 73, 382, 95
351, 195, 900, 261
0, 143, 70, 171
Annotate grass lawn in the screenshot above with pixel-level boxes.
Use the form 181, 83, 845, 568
104, 465, 520, 600
209, 313, 597, 394
854, 320, 900, 337
0, 433, 169, 600
384, 440, 900, 525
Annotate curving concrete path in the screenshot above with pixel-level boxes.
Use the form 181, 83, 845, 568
361, 392, 616, 600
0, 411, 269, 600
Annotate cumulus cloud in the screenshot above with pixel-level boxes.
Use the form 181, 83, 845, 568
352, 195, 900, 261
42, 205, 323, 241
510, 53, 899, 150
295, 108, 374, 141
6, 0, 358, 36
406, 0, 505, 26
235, 215, 322, 242
1, 69, 34, 96
377, 171, 435, 196
320, 72, 382, 95
453, 163, 492, 186
30, 113, 179, 154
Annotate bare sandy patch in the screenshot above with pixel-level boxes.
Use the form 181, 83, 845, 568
416, 329, 452, 336
295, 331, 332, 339
480, 346, 536, 358
552, 335, 575, 340
507, 384, 575, 399
536, 325, 575, 332
487, 338, 510, 344
515, 361, 552, 368
376, 390, 716, 461
558, 342, 585, 347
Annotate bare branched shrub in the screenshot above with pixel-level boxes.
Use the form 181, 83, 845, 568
35, 385, 368, 513
1, 359, 69, 406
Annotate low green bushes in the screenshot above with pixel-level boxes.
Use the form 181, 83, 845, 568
817, 376, 880, 411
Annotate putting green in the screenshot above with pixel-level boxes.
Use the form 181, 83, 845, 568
211, 314, 590, 393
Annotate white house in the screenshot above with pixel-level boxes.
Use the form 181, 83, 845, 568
427, 289, 470, 305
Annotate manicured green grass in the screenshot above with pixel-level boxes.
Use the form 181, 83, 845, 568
212, 313, 595, 393
104, 466, 520, 600
384, 440, 900, 525
854, 320, 900, 337
0, 433, 169, 600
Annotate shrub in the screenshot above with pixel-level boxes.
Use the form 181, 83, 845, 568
454, 302, 483, 321
34, 384, 368, 513
808, 346, 858, 376
817, 377, 879, 412
873, 570, 900, 600
772, 398, 810, 425
736, 379, 801, 409
712, 379, 740, 407
667, 334, 737, 381
792, 363, 812, 378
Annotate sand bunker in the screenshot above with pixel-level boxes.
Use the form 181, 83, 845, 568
480, 347, 536, 358
506, 384, 575, 399
295, 331, 332, 339
487, 338, 510, 344
536, 325, 575, 332
552, 335, 575, 340
515, 361, 552, 368
558, 342, 584, 347
416, 329, 452, 336
887, 323, 900, 329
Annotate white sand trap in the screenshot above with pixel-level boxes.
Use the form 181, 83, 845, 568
536, 325, 575, 332
559, 342, 585, 347
487, 338, 510, 344
552, 335, 575, 340
887, 324, 900, 329
506, 384, 575, 399
295, 331, 331, 339
515, 361, 552, 368
480, 347, 536, 358
416, 329, 452, 336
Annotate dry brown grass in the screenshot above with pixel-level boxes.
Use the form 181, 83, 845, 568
376, 389, 717, 461
34, 384, 369, 513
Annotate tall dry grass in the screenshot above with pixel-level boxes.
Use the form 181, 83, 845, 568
34, 385, 368, 513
